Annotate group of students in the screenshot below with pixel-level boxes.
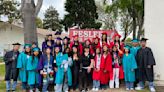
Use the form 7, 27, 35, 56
4, 32, 156, 92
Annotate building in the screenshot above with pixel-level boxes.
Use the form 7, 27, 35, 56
0, 22, 68, 56
145, 0, 164, 83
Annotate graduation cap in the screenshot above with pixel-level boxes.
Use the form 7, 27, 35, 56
94, 36, 100, 40
32, 47, 39, 52
132, 39, 139, 43
46, 34, 52, 36
56, 37, 62, 40
85, 39, 91, 43
24, 44, 32, 48
63, 36, 70, 41
72, 35, 78, 38
102, 43, 110, 48
12, 43, 21, 46
54, 45, 61, 48
124, 45, 131, 50
96, 46, 101, 50
55, 31, 61, 35
102, 32, 107, 35
113, 33, 121, 38
72, 45, 78, 48
140, 38, 148, 42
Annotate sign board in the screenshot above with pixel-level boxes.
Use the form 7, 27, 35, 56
69, 29, 117, 42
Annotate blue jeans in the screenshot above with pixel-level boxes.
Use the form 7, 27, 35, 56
29, 84, 39, 89
22, 82, 27, 90
139, 81, 155, 89
125, 82, 134, 89
42, 81, 49, 92
6, 81, 17, 91
93, 80, 100, 88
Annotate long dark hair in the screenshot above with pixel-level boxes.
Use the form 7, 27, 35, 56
102, 35, 107, 42
114, 40, 121, 49
32, 50, 41, 63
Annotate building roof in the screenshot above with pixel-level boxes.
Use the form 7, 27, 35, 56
0, 22, 68, 38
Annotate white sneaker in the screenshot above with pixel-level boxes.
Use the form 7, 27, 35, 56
130, 88, 134, 90
29, 90, 33, 92
135, 86, 143, 90
95, 88, 99, 91
92, 88, 96, 91
150, 87, 156, 92
126, 88, 130, 91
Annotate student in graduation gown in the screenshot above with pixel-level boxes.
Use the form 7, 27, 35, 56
71, 45, 81, 91
70, 35, 83, 55
62, 36, 70, 51
92, 46, 102, 91
100, 32, 110, 47
42, 34, 54, 53
135, 38, 156, 92
110, 33, 124, 52
130, 39, 141, 56
79, 46, 94, 92
92, 36, 101, 55
54, 37, 63, 52
84, 39, 94, 55
122, 45, 137, 91
27, 47, 40, 92
109, 45, 124, 89
55, 47, 72, 92
17, 44, 32, 92
4, 43, 21, 92
38, 47, 54, 92
100, 43, 112, 89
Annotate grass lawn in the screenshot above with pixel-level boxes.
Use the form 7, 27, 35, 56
0, 57, 4, 63
0, 64, 5, 77
0, 64, 150, 92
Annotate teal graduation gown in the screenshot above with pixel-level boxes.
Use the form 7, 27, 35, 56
17, 52, 31, 82
130, 46, 141, 56
55, 53, 72, 86
122, 54, 137, 82
27, 57, 39, 85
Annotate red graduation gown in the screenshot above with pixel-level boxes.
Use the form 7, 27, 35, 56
100, 53, 112, 84
92, 55, 101, 80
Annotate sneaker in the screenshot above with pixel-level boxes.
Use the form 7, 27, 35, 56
81, 89, 85, 92
150, 87, 156, 92
95, 88, 99, 91
135, 86, 144, 90
126, 88, 130, 91
130, 88, 134, 90
92, 88, 96, 91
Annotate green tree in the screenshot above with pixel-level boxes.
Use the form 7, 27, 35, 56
36, 17, 43, 28
105, 0, 144, 39
0, 0, 20, 23
63, 0, 101, 30
43, 6, 62, 32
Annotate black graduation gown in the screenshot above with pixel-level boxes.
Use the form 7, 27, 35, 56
4, 50, 19, 81
71, 54, 81, 89
136, 47, 156, 82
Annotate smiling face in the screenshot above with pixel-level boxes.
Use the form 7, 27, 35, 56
13, 45, 20, 51
115, 36, 120, 41
73, 47, 78, 53
34, 51, 39, 56
25, 47, 31, 53
47, 36, 52, 41
141, 41, 147, 47
55, 47, 60, 53
46, 48, 51, 54
103, 45, 108, 52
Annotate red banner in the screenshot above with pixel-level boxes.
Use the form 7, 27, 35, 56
69, 29, 117, 42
